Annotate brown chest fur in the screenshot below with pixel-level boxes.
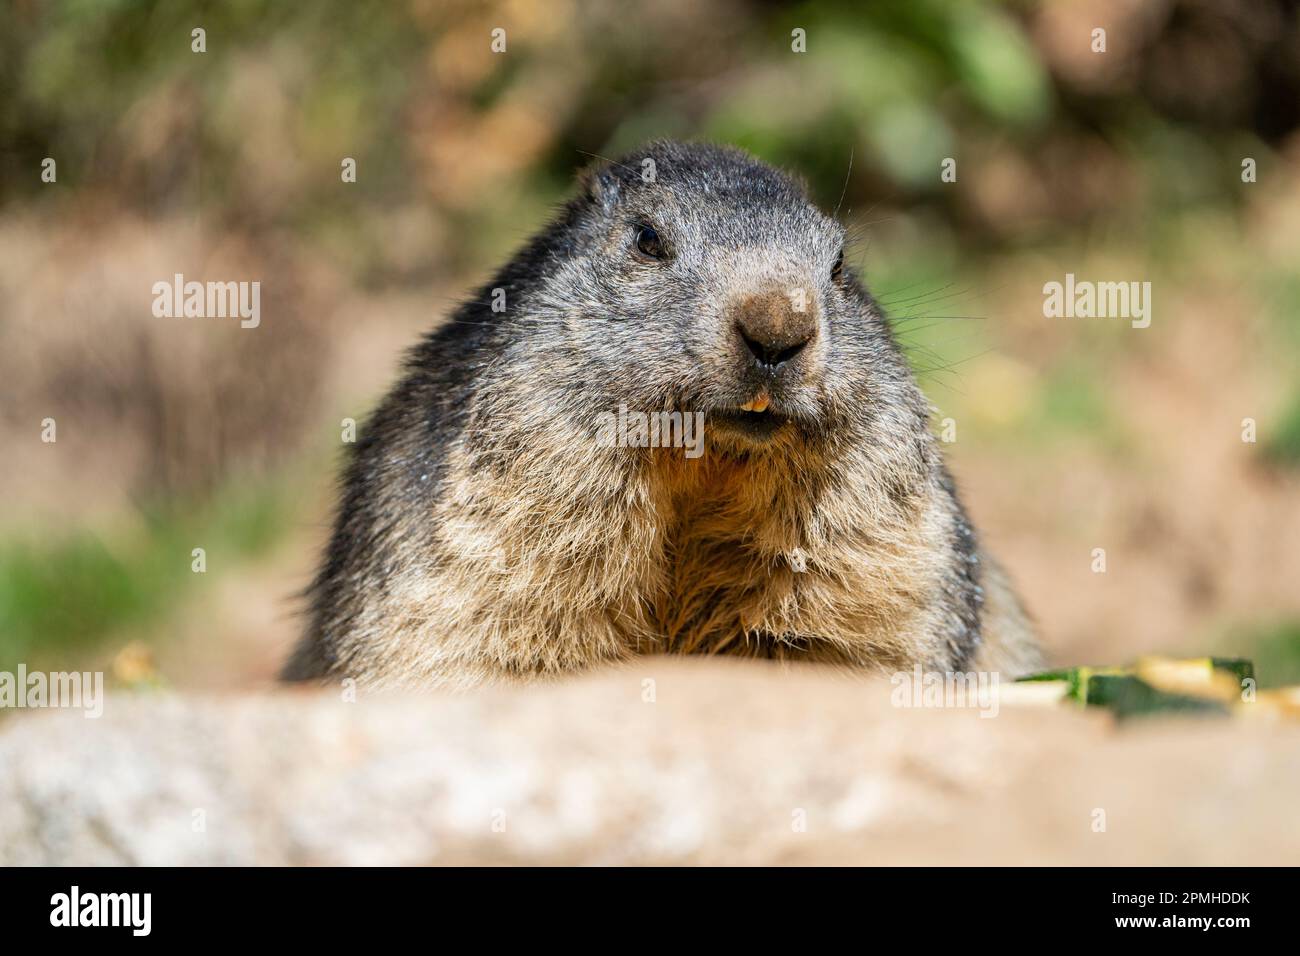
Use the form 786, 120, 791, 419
640, 450, 930, 670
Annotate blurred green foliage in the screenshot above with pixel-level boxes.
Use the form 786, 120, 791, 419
0, 481, 291, 670
1264, 393, 1300, 467
1222, 619, 1300, 687
4, 0, 1294, 276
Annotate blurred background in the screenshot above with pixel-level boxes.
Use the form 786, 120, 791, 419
1, 0, 1298, 690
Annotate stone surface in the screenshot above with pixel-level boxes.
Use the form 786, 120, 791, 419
2, 659, 1298, 865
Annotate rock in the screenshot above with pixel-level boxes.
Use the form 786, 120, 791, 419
2, 659, 1298, 865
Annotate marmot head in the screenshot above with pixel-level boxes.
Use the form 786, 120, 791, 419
490, 140, 917, 457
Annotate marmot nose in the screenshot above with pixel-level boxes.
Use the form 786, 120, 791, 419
732, 290, 817, 370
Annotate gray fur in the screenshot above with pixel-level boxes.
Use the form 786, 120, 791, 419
283, 140, 1040, 688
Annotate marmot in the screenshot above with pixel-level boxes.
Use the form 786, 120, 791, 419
283, 140, 1041, 688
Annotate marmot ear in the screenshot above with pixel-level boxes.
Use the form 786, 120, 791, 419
581, 164, 621, 215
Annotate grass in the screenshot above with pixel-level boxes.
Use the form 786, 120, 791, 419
1262, 391, 1300, 467
0, 479, 293, 671
1225, 619, 1300, 688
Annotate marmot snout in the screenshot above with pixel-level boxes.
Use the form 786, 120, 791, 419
731, 287, 818, 368
283, 139, 1041, 688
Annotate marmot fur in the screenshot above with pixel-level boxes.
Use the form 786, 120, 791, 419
283, 140, 1041, 688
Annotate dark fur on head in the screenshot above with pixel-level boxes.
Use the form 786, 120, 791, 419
283, 140, 1039, 688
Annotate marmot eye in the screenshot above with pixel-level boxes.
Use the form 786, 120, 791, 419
634, 224, 666, 260
831, 248, 844, 282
